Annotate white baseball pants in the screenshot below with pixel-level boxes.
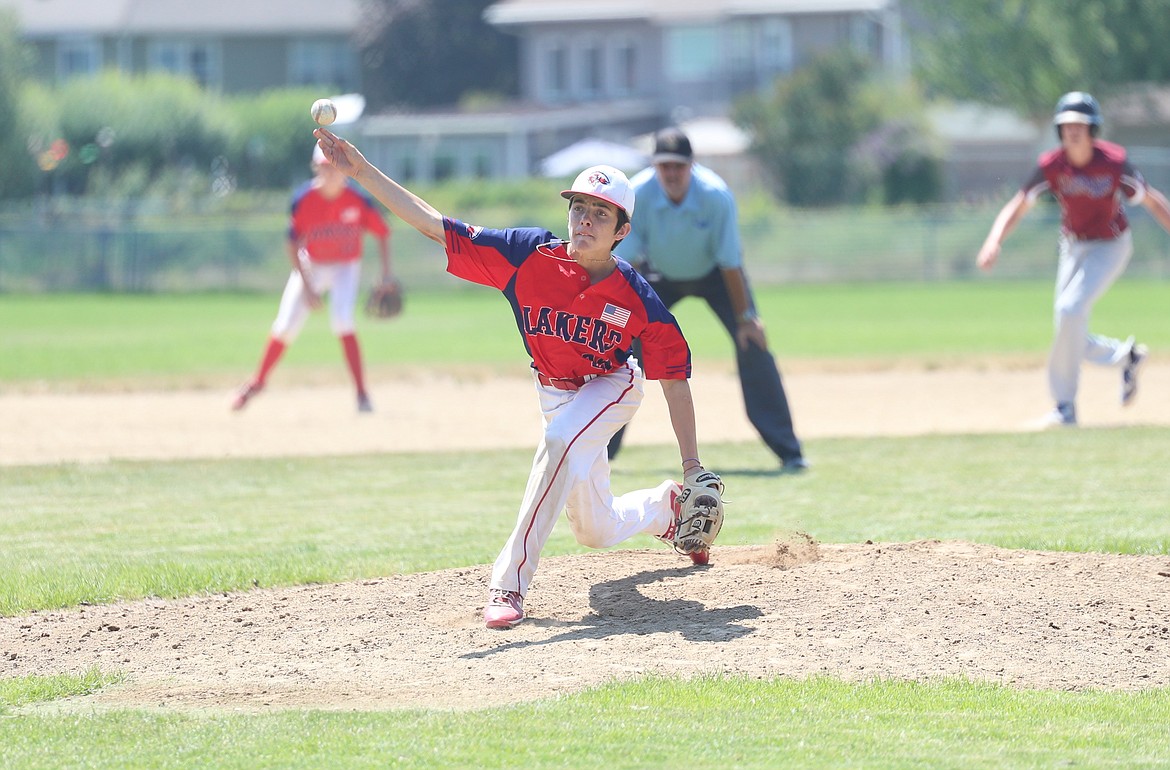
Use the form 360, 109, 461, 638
270, 255, 362, 341
490, 362, 680, 597
1048, 230, 1135, 406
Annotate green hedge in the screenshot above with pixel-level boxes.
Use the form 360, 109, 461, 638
19, 72, 323, 199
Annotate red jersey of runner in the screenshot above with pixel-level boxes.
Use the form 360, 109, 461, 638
1023, 140, 1147, 241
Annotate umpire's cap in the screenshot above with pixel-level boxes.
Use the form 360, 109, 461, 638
561, 165, 635, 217
651, 127, 694, 164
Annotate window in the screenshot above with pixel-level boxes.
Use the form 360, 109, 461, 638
398, 155, 416, 183
665, 25, 718, 81
473, 152, 493, 179
433, 155, 457, 182
582, 43, 603, 98
614, 41, 637, 95
850, 15, 879, 59
760, 18, 794, 73
543, 42, 569, 100
148, 40, 221, 88
290, 40, 358, 91
57, 37, 101, 80
726, 21, 753, 75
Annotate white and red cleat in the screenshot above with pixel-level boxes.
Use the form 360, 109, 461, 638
484, 589, 525, 629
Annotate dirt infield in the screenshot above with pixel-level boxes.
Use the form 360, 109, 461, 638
4, 359, 1169, 465
2, 360, 1169, 710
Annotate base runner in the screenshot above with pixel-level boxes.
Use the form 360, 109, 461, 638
977, 91, 1170, 426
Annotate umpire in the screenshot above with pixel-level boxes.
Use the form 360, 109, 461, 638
608, 127, 807, 472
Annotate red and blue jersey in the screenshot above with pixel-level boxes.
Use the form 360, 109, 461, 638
443, 218, 691, 381
1023, 140, 1147, 240
289, 182, 390, 264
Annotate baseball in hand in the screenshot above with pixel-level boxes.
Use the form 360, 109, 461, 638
311, 99, 338, 126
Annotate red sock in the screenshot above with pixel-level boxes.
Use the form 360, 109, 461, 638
340, 333, 367, 394
254, 338, 286, 385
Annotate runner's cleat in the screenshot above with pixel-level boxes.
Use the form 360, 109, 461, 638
1038, 402, 1077, 428
1121, 343, 1147, 406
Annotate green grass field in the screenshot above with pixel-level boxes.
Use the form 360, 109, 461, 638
2, 283, 1169, 768
2, 279, 1168, 387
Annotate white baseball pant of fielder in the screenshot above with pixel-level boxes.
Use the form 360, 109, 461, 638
270, 252, 362, 341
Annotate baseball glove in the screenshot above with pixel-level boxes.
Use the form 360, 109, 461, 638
365, 279, 404, 319
672, 467, 725, 555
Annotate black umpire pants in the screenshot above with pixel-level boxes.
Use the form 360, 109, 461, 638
607, 267, 804, 464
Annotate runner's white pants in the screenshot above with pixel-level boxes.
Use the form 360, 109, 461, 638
490, 362, 680, 597
1048, 231, 1135, 405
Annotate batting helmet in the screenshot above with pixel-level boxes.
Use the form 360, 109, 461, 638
1053, 91, 1102, 138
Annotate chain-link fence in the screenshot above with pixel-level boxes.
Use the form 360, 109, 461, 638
4, 181, 1170, 293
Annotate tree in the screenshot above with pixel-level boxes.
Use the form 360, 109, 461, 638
0, 9, 36, 198
734, 50, 942, 206
1096, 0, 1170, 84
905, 0, 1170, 117
736, 51, 872, 206
357, 0, 518, 109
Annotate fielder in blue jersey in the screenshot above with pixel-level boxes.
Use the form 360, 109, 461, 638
608, 127, 807, 473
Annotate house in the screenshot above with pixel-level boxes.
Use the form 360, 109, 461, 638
925, 90, 1170, 202
5, 0, 908, 182
486, 0, 906, 119
357, 0, 908, 181
926, 103, 1044, 202
1097, 86, 1170, 191
2, 0, 363, 94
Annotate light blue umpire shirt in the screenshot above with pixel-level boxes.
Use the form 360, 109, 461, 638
614, 163, 745, 281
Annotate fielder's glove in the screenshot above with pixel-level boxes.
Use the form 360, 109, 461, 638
365, 279, 404, 319
673, 467, 725, 555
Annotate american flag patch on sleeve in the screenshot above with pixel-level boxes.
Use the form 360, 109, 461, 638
600, 303, 631, 328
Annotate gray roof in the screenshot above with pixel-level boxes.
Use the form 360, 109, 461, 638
927, 103, 1041, 144
3, 0, 362, 36
485, 0, 892, 25
1105, 86, 1170, 126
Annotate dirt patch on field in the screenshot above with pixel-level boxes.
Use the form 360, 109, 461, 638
4, 540, 1169, 711
2, 360, 1169, 710
3, 359, 1168, 466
